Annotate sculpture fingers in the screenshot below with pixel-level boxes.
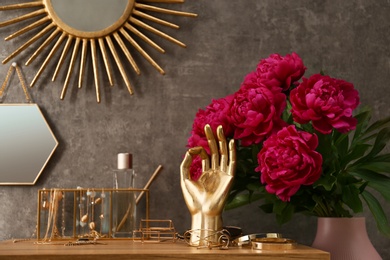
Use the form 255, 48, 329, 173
217, 125, 228, 173
227, 139, 236, 177
204, 124, 219, 170
180, 152, 194, 208
180, 151, 193, 181
180, 151, 203, 212
189, 146, 210, 172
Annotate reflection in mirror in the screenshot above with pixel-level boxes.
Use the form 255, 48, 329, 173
0, 104, 58, 185
0, 0, 197, 103
50, 0, 129, 32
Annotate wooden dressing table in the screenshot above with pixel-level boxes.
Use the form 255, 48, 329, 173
0, 239, 329, 260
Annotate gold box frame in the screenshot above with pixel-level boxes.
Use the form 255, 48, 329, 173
37, 188, 149, 240
133, 219, 176, 243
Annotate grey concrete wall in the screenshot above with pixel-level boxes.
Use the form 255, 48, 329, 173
0, 0, 389, 258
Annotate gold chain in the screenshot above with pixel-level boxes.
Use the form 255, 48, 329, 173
0, 63, 32, 103
0, 65, 14, 97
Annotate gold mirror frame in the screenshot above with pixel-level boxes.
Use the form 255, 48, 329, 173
0, 0, 197, 103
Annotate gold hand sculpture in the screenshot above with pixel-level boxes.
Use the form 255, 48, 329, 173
180, 124, 236, 246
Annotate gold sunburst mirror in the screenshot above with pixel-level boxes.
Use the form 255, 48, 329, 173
0, 0, 197, 102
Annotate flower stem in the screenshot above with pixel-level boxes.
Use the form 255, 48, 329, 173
314, 199, 332, 217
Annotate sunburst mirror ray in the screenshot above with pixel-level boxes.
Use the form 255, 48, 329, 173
0, 0, 197, 103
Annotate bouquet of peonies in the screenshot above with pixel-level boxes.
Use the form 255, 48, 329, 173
186, 52, 390, 235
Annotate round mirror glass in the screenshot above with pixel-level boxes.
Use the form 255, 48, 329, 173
50, 0, 129, 32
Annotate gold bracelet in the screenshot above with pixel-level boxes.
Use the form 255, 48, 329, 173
251, 237, 297, 250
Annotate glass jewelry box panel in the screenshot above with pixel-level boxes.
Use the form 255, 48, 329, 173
37, 188, 149, 240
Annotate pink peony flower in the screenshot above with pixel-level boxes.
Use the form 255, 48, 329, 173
256, 125, 323, 202
242, 71, 283, 94
228, 86, 287, 146
187, 95, 234, 153
189, 156, 202, 181
290, 74, 360, 134
250, 52, 306, 91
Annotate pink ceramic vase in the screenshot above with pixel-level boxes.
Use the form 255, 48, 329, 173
312, 217, 382, 260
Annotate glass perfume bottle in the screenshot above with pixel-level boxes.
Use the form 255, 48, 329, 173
112, 153, 136, 238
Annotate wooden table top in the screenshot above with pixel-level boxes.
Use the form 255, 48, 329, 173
0, 239, 330, 260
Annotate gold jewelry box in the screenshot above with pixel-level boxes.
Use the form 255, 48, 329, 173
36, 188, 149, 241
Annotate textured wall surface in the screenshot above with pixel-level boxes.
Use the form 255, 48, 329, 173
0, 0, 389, 258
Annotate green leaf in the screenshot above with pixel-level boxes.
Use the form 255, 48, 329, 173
301, 122, 314, 133
246, 182, 262, 191
273, 199, 288, 215
251, 144, 261, 161
317, 132, 339, 171
333, 201, 353, 217
370, 127, 390, 155
225, 193, 263, 210
340, 144, 371, 167
334, 133, 349, 158
361, 190, 390, 237
371, 153, 390, 162
259, 203, 273, 214
364, 115, 390, 135
282, 100, 293, 123
341, 185, 363, 213
349, 169, 390, 202
359, 182, 369, 193
353, 127, 390, 164
311, 194, 332, 216
360, 162, 390, 173
366, 128, 390, 158
352, 109, 371, 142
314, 175, 337, 191
275, 203, 294, 224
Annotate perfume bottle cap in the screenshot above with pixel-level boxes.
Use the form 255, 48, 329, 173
117, 153, 132, 169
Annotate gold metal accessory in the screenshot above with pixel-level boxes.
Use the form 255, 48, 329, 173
64, 238, 107, 246
116, 165, 163, 232
12, 225, 38, 243
251, 237, 297, 250
99, 191, 106, 229
41, 189, 63, 241
0, 62, 31, 103
183, 229, 231, 250
234, 233, 283, 247
41, 189, 50, 210
133, 219, 177, 243
180, 125, 236, 246
0, 0, 197, 103
37, 188, 150, 240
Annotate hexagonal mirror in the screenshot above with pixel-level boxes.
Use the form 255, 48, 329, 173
0, 104, 58, 185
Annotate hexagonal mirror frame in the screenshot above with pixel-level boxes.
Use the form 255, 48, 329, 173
0, 104, 58, 185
